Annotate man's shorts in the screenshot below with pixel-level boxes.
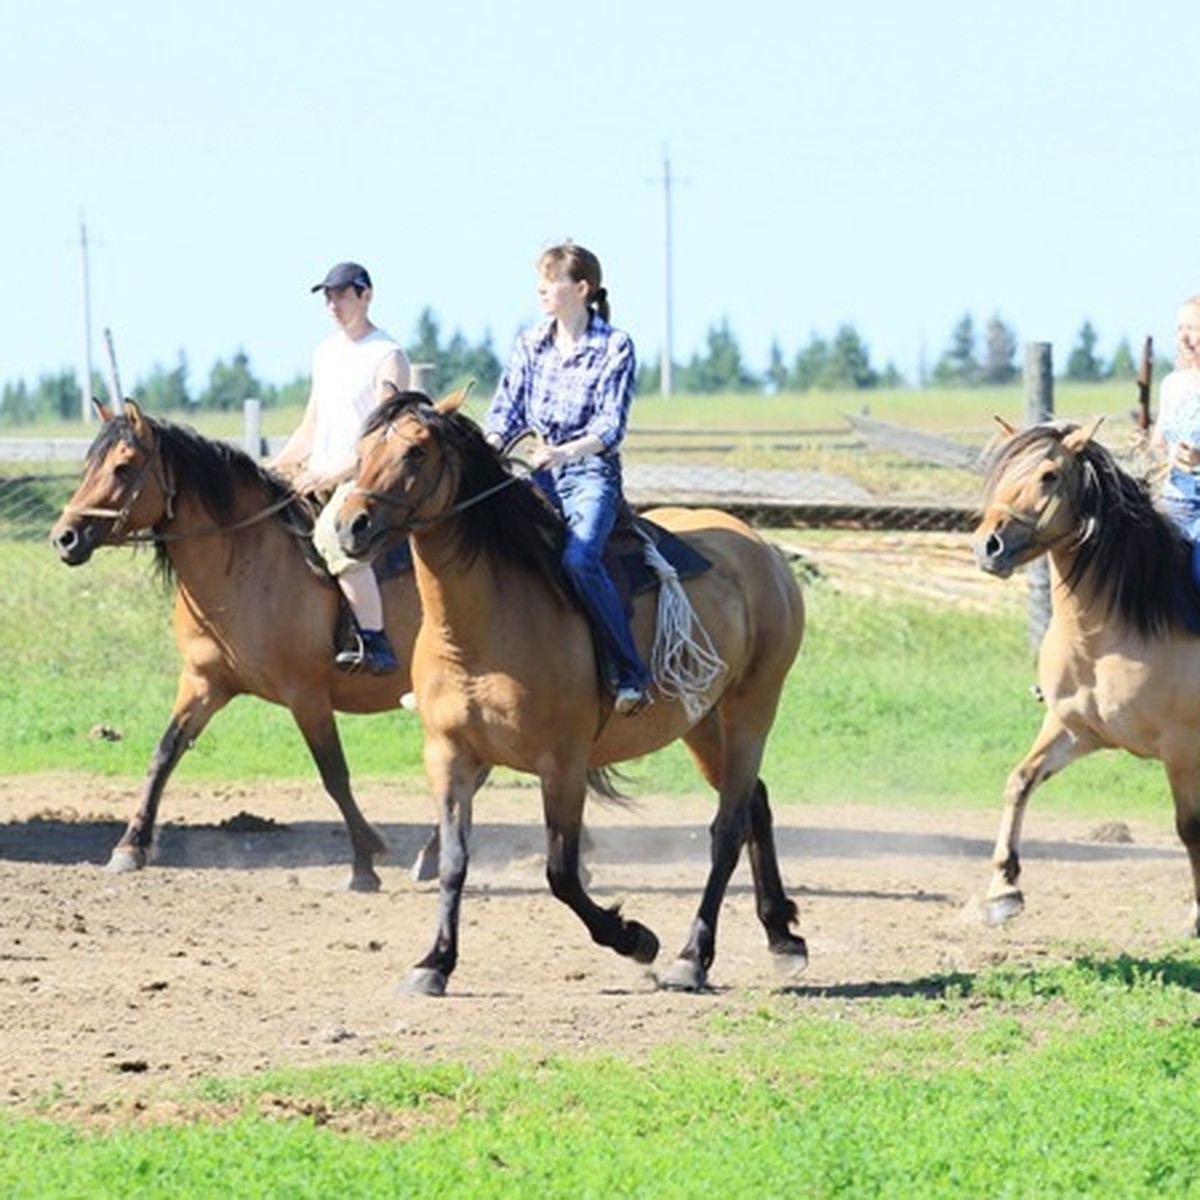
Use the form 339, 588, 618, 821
312, 479, 362, 577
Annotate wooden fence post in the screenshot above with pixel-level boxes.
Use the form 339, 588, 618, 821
1025, 342, 1053, 650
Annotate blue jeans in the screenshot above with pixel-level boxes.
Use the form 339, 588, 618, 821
1163, 493, 1200, 588
537, 456, 650, 691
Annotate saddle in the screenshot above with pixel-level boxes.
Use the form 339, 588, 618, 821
603, 504, 712, 611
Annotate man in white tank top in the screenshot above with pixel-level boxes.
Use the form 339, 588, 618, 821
272, 262, 411, 673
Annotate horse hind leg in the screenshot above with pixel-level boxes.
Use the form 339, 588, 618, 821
295, 708, 386, 893
1164, 762, 1200, 937
745, 779, 807, 975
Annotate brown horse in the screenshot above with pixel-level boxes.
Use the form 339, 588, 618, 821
973, 418, 1200, 935
334, 388, 807, 994
49, 400, 423, 891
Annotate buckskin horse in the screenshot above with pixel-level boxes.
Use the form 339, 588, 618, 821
334, 387, 807, 994
973, 417, 1200, 935
49, 401, 422, 891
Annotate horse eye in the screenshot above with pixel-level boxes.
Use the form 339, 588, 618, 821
1042, 469, 1058, 489
112, 461, 132, 482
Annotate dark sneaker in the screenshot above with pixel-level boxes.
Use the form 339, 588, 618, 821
614, 684, 652, 717
336, 628, 399, 675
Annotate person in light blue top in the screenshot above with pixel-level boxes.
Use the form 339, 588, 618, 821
484, 241, 651, 716
1152, 295, 1200, 541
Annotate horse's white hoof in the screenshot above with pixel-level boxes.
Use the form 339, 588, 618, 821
770, 947, 808, 980
984, 892, 1024, 926
105, 848, 144, 874
402, 968, 447, 997
658, 957, 707, 992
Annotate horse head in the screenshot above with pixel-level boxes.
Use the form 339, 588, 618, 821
335, 385, 470, 562
972, 417, 1104, 577
50, 399, 175, 565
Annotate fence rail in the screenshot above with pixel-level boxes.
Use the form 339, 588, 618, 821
0, 416, 985, 541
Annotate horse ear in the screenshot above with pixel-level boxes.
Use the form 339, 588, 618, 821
93, 397, 113, 422
125, 399, 148, 436
434, 380, 476, 415
993, 415, 1018, 437
1062, 415, 1106, 452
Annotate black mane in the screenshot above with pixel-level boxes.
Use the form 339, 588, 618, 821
363, 393, 568, 597
87, 412, 309, 582
984, 423, 1191, 636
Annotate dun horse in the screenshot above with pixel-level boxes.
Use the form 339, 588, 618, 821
973, 418, 1200, 935
50, 401, 422, 891
335, 388, 807, 994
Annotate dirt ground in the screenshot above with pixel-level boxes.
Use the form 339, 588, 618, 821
1, 773, 1193, 1116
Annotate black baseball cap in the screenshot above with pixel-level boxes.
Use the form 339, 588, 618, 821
310, 261, 372, 293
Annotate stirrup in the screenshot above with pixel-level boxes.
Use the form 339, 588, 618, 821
335, 629, 398, 675
614, 685, 653, 717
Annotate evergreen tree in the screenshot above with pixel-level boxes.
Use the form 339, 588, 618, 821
981, 314, 1018, 384
135, 352, 191, 412
1065, 320, 1103, 382
676, 319, 758, 393
820, 324, 878, 389
932, 314, 981, 386
1107, 336, 1136, 381
790, 334, 830, 392
765, 340, 788, 393
199, 350, 261, 411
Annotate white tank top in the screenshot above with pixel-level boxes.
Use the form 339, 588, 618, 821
307, 327, 403, 475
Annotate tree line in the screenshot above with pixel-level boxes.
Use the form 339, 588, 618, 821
0, 308, 1145, 426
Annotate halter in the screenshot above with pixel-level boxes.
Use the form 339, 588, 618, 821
62, 425, 176, 541
63, 425, 299, 546
990, 447, 1094, 552
347, 424, 528, 535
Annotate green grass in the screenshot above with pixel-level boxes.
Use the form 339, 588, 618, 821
1, 537, 1169, 818
2, 954, 1198, 1197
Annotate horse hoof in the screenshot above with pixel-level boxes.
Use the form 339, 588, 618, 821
105, 848, 144, 875
346, 870, 382, 894
629, 922, 660, 965
402, 967, 448, 997
658, 957, 707, 992
770, 939, 809, 980
984, 892, 1024, 926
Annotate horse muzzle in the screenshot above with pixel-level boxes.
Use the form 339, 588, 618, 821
971, 525, 1022, 578
49, 519, 99, 567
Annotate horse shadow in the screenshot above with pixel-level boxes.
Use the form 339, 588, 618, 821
779, 952, 1200, 1000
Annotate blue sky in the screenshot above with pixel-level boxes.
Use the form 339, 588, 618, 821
2, 1, 1197, 401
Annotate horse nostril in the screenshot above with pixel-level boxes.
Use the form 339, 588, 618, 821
985, 533, 1003, 559
349, 511, 370, 537
53, 528, 76, 552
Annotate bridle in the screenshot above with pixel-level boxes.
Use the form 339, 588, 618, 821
347, 423, 528, 535
62, 426, 176, 542
62, 426, 298, 546
989, 448, 1093, 551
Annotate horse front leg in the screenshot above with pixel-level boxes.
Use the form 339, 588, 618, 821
985, 713, 1093, 925
108, 681, 224, 874
294, 704, 387, 893
542, 778, 660, 967
1164, 761, 1200, 937
404, 750, 487, 996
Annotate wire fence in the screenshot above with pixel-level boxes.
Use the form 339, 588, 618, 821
1, 420, 985, 548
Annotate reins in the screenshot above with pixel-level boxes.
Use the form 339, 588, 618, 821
348, 430, 531, 534
66, 426, 303, 547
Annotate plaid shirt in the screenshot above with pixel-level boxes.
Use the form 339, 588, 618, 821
485, 313, 637, 454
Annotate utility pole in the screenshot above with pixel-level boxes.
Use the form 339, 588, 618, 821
77, 213, 95, 421
658, 147, 675, 398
